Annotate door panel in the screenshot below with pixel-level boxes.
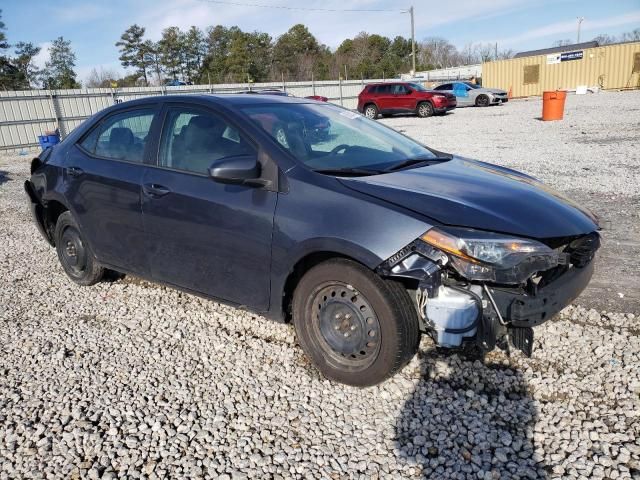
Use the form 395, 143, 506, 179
392, 84, 414, 111
375, 85, 395, 111
453, 83, 473, 106
64, 108, 157, 275
141, 105, 277, 310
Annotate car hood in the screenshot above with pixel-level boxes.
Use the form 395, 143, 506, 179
338, 157, 599, 239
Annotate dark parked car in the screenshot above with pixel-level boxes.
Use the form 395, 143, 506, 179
357, 82, 457, 119
25, 95, 600, 386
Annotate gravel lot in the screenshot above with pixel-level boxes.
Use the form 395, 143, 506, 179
1, 90, 639, 479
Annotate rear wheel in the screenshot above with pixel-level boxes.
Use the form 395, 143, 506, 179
364, 104, 378, 119
475, 94, 490, 107
292, 259, 420, 387
54, 211, 104, 286
417, 101, 434, 118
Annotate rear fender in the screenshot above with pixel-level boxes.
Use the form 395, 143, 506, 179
24, 180, 54, 245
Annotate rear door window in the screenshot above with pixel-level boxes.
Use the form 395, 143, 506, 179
392, 84, 409, 94
80, 109, 155, 163
435, 83, 452, 91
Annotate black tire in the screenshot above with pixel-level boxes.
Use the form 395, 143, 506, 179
54, 211, 104, 286
363, 104, 378, 119
475, 94, 490, 107
292, 258, 420, 387
417, 101, 434, 118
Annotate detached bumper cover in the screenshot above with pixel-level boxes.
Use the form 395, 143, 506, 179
489, 260, 595, 328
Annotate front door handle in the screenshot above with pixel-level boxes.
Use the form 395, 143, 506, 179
143, 183, 171, 198
66, 166, 84, 177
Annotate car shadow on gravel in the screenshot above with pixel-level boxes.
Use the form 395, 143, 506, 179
0, 170, 10, 186
395, 348, 546, 479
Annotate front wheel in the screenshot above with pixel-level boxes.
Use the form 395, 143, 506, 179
292, 259, 420, 387
417, 101, 434, 118
475, 94, 490, 107
54, 211, 104, 286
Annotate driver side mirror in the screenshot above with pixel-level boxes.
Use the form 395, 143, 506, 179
208, 154, 270, 188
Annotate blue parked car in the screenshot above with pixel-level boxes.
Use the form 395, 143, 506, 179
25, 95, 600, 386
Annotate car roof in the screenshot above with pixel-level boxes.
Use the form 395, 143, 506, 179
111, 93, 316, 110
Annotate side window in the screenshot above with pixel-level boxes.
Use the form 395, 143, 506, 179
159, 108, 254, 175
378, 85, 391, 94
83, 109, 154, 162
437, 83, 452, 91
392, 84, 408, 94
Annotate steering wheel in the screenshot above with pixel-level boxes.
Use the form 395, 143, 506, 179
330, 144, 350, 155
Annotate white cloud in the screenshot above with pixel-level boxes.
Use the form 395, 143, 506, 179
54, 4, 110, 23
33, 42, 52, 70
136, 0, 542, 47
490, 10, 640, 46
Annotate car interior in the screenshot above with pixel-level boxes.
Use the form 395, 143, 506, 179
161, 113, 252, 175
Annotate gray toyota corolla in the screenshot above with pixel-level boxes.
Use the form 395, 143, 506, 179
25, 94, 600, 386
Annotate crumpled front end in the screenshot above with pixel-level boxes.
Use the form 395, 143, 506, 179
377, 230, 600, 356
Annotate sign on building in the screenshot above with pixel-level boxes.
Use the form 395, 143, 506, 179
548, 51, 584, 64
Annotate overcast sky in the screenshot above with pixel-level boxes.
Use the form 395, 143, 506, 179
3, 0, 640, 82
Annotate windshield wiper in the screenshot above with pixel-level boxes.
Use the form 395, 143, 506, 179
383, 156, 451, 172
314, 167, 383, 176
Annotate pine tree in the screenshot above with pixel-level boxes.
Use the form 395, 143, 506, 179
116, 24, 151, 85
41, 37, 80, 89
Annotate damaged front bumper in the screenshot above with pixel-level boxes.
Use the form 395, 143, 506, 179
377, 236, 597, 357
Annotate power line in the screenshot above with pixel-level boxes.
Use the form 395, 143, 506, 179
195, 0, 406, 13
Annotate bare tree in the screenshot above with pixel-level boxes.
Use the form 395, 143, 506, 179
419, 37, 460, 69
552, 39, 573, 47
85, 67, 120, 88
592, 34, 616, 45
620, 29, 640, 42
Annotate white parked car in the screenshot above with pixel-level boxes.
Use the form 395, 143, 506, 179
434, 81, 508, 107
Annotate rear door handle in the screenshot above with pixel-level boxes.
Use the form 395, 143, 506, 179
66, 166, 84, 177
142, 183, 171, 198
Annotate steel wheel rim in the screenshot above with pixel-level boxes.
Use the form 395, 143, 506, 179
309, 282, 381, 369
59, 226, 88, 277
419, 104, 431, 116
365, 107, 376, 119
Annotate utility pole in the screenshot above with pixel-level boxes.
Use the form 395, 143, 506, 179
410, 6, 416, 74
576, 17, 584, 43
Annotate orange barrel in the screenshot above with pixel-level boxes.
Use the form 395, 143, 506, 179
542, 90, 567, 121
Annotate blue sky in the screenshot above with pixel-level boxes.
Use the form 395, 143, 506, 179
2, 0, 639, 82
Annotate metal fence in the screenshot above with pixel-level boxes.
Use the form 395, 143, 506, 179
0, 78, 389, 152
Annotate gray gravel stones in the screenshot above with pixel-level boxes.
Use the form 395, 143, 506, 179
1, 91, 639, 479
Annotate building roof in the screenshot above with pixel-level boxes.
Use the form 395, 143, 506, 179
514, 41, 599, 58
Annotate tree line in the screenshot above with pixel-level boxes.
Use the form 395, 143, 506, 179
1, 7, 639, 90
102, 23, 518, 87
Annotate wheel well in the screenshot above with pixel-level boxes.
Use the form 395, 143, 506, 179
281, 251, 359, 323
44, 200, 68, 244
364, 102, 377, 110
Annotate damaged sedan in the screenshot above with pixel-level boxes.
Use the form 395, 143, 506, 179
25, 94, 599, 386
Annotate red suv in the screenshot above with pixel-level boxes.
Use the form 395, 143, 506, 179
357, 82, 456, 119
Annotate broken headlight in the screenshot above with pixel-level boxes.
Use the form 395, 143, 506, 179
420, 227, 560, 284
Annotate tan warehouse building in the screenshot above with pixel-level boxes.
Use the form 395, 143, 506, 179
482, 41, 640, 97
